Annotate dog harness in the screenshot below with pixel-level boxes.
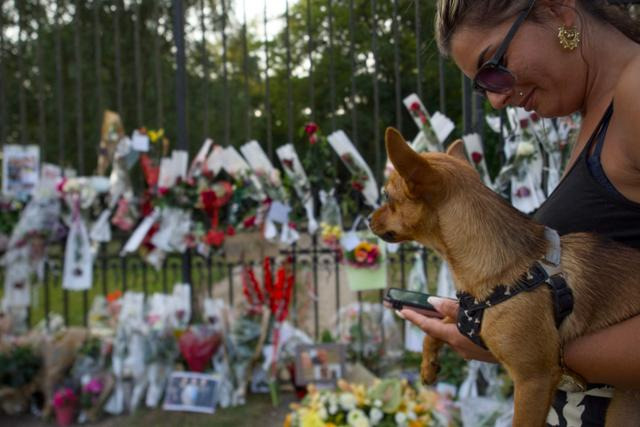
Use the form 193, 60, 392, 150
456, 228, 574, 349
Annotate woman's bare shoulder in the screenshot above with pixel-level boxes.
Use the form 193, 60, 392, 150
613, 54, 640, 167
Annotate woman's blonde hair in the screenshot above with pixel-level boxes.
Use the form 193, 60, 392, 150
435, 0, 640, 56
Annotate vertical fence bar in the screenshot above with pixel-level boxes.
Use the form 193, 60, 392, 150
227, 263, 234, 306
83, 291, 88, 326
415, 0, 423, 101
242, 0, 251, 140
263, 0, 273, 157
101, 245, 108, 296
200, 0, 209, 139
306, 0, 315, 121
439, 56, 446, 114
114, 0, 123, 115
312, 235, 319, 340
290, 243, 298, 327
75, 0, 84, 174
348, 0, 358, 146
172, 0, 188, 157
221, 0, 230, 148
55, 0, 65, 167
462, 74, 473, 134
285, 0, 293, 144
133, 0, 143, 126
94, 0, 103, 123
17, 2, 26, 145
334, 248, 341, 333
328, 0, 336, 130
370, 0, 381, 181
0, 0, 5, 144
392, 0, 402, 132
121, 256, 128, 292
44, 262, 51, 331
153, 0, 164, 127
474, 93, 485, 139
36, 1, 47, 159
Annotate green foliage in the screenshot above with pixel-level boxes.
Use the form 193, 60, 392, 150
0, 346, 42, 388
1, 0, 473, 184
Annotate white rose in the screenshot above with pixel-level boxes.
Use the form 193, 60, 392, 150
394, 412, 407, 425
369, 407, 383, 425
516, 141, 535, 158
339, 393, 357, 411
373, 399, 382, 408
347, 409, 370, 427
329, 404, 338, 415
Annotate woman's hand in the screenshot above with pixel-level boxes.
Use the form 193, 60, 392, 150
400, 297, 498, 363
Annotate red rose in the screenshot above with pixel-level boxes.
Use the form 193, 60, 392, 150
471, 151, 483, 164
158, 187, 169, 196
304, 122, 318, 135
226, 225, 236, 236
519, 118, 529, 129
530, 112, 540, 122
409, 101, 421, 112
243, 215, 257, 229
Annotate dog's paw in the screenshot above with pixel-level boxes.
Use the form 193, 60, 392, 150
420, 359, 440, 385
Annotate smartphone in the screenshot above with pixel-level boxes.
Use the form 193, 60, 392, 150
383, 287, 444, 318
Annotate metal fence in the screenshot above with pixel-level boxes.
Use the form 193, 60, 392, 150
23, 236, 430, 341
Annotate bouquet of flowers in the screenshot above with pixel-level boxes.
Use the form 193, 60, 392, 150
345, 240, 380, 269
284, 379, 454, 427
53, 387, 78, 409
80, 377, 104, 409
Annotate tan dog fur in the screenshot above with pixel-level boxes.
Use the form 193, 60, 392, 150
370, 127, 640, 427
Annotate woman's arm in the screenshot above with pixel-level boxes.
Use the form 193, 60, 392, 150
564, 314, 640, 389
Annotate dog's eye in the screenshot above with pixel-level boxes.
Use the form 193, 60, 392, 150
380, 188, 389, 202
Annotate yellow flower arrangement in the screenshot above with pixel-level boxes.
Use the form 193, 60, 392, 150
285, 379, 454, 427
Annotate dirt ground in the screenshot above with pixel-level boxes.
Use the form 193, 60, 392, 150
0, 392, 296, 427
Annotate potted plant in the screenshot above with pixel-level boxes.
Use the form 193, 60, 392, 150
52, 387, 78, 426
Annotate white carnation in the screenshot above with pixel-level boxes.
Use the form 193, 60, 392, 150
369, 407, 383, 425
339, 393, 357, 411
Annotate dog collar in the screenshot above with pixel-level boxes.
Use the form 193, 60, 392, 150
456, 227, 573, 349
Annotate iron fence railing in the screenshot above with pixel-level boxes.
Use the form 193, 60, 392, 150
10, 235, 431, 343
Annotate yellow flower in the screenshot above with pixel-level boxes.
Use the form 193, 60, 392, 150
301, 409, 325, 427
283, 414, 293, 427
148, 128, 164, 143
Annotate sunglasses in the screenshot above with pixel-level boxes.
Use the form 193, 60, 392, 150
473, 0, 537, 96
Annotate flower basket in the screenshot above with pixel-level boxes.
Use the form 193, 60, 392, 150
343, 233, 387, 292
54, 403, 77, 427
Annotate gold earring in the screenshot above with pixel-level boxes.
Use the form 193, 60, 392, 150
558, 25, 580, 50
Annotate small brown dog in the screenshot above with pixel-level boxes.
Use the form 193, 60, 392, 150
370, 127, 640, 427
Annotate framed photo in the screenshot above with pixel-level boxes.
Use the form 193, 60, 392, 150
2, 144, 40, 199
294, 343, 346, 387
163, 372, 219, 414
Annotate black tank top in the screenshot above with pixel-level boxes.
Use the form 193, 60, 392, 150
538, 104, 640, 424
534, 103, 640, 249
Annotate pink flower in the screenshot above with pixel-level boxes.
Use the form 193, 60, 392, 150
52, 387, 78, 408
84, 378, 104, 395
471, 152, 483, 164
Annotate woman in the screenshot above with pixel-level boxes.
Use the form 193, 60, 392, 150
401, 0, 640, 425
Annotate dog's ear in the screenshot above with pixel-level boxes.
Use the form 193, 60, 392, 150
446, 139, 468, 163
385, 127, 439, 189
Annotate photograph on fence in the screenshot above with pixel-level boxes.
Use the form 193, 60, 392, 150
294, 343, 346, 387
162, 372, 220, 414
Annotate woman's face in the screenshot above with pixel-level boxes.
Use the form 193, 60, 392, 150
450, 15, 586, 117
